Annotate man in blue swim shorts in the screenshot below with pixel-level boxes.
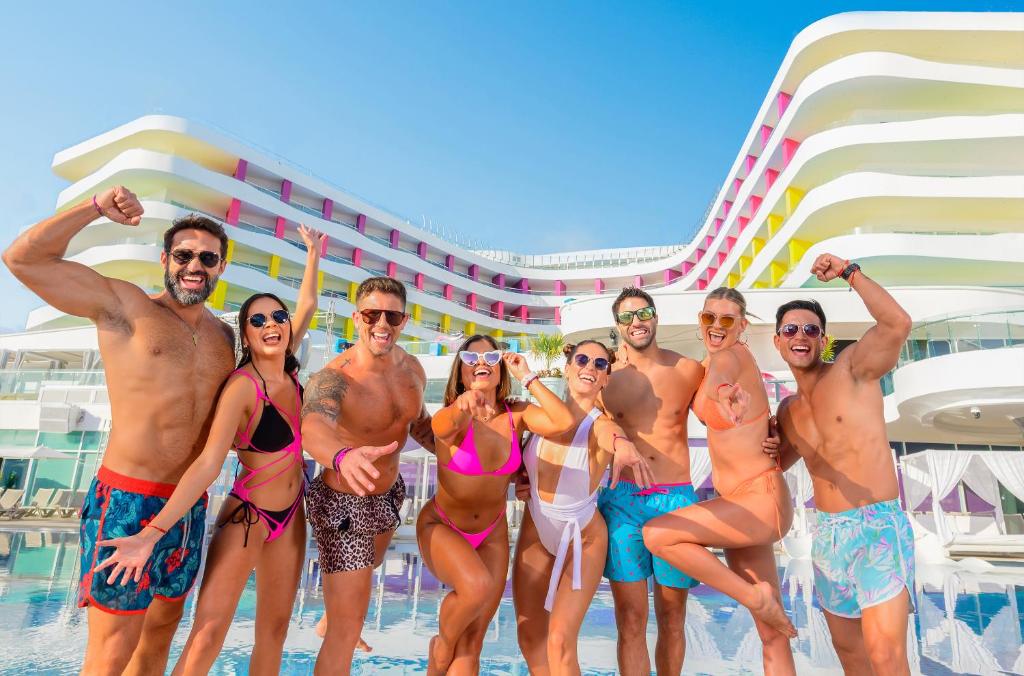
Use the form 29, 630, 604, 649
4, 189, 237, 674
772, 253, 916, 676
598, 288, 706, 676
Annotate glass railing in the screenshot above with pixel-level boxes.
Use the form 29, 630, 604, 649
243, 180, 282, 199
897, 309, 1024, 368
0, 370, 106, 399
277, 275, 303, 290
321, 289, 347, 299
232, 260, 269, 274
291, 202, 323, 218
236, 220, 274, 235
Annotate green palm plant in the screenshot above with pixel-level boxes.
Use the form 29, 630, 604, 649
822, 334, 837, 363
529, 333, 565, 376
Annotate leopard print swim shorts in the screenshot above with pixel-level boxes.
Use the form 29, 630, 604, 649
307, 473, 406, 574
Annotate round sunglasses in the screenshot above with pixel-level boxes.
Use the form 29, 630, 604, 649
615, 306, 656, 325
699, 311, 739, 329
359, 309, 407, 326
169, 249, 221, 268
248, 309, 290, 328
458, 350, 502, 367
572, 353, 609, 371
777, 323, 822, 339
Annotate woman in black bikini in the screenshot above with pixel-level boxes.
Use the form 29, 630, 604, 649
95, 225, 324, 675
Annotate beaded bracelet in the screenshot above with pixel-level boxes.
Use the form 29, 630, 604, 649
332, 447, 354, 473
521, 372, 539, 389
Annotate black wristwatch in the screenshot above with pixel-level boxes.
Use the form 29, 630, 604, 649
840, 262, 861, 281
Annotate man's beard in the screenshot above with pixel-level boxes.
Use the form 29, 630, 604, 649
164, 267, 216, 306
622, 329, 655, 351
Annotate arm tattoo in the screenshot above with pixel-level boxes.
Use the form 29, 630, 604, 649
301, 369, 348, 423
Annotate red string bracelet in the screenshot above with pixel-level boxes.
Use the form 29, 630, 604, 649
145, 523, 167, 535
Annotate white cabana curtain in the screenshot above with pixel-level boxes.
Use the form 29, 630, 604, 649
925, 452, 972, 544
689, 445, 712, 489
983, 452, 1024, 504
961, 454, 1006, 534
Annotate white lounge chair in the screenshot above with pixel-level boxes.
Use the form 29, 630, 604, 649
0, 489, 24, 518
17, 488, 55, 518
40, 489, 71, 518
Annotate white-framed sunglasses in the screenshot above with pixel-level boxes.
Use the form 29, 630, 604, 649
458, 350, 502, 367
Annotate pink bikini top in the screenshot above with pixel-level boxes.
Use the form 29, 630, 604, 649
444, 402, 522, 476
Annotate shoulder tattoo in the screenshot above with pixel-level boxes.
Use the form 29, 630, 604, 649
301, 369, 348, 422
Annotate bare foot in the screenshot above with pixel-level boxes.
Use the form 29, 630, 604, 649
749, 581, 797, 638
315, 616, 371, 651
427, 635, 454, 675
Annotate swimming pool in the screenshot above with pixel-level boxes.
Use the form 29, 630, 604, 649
1, 528, 1022, 674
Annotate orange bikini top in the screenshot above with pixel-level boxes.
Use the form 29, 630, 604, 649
692, 371, 768, 432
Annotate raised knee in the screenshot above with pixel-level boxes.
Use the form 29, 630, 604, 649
458, 573, 494, 605
641, 524, 666, 555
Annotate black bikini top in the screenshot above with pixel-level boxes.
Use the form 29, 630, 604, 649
235, 375, 303, 454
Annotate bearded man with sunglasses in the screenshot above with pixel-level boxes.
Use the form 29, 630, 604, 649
4, 186, 236, 675
597, 287, 706, 676
301, 275, 434, 675
771, 253, 915, 676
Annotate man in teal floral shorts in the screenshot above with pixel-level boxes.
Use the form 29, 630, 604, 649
772, 253, 916, 676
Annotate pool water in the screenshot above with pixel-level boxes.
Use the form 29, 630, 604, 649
1, 528, 1022, 674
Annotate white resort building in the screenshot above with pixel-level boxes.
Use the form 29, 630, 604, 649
0, 11, 1021, 559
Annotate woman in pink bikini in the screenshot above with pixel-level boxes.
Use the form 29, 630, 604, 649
93, 225, 325, 675
642, 287, 797, 675
419, 334, 574, 675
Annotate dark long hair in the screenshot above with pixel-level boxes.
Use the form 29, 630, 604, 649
443, 334, 511, 406
237, 292, 299, 375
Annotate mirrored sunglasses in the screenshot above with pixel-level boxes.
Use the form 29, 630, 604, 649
777, 323, 822, 339
615, 306, 656, 325
248, 309, 290, 328
573, 353, 609, 371
170, 249, 221, 267
699, 311, 738, 329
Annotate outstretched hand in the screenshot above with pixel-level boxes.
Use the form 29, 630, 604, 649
455, 389, 496, 421
810, 253, 847, 283
299, 224, 327, 252
717, 383, 750, 426
610, 435, 655, 490
93, 530, 159, 586
338, 441, 401, 496
95, 186, 144, 226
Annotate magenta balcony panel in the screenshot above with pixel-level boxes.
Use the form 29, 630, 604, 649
717, 251, 727, 266
749, 195, 762, 215
633, 275, 643, 287
444, 284, 454, 300
417, 242, 428, 259
683, 260, 695, 274
664, 269, 681, 284
491, 300, 505, 319
466, 292, 477, 311
594, 278, 605, 294
707, 267, 718, 281
493, 273, 506, 289
782, 138, 799, 168
386, 261, 397, 278
732, 178, 743, 196
322, 198, 333, 221
517, 306, 529, 323
233, 159, 248, 181
726, 236, 737, 251
555, 280, 566, 295
225, 198, 240, 225
389, 229, 400, 249
722, 200, 733, 217
744, 154, 757, 176
320, 235, 329, 258
759, 125, 773, 149
737, 217, 749, 232
352, 247, 363, 267
697, 278, 708, 291
356, 214, 366, 234
705, 235, 714, 248
764, 168, 779, 191
280, 179, 292, 203
554, 307, 561, 324
777, 92, 792, 118
415, 273, 425, 290
696, 248, 706, 261
468, 263, 478, 279
518, 278, 529, 292
714, 218, 724, 235
274, 217, 286, 239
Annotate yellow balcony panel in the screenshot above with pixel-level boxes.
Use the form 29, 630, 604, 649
211, 280, 228, 310
788, 239, 811, 267
465, 322, 477, 336
441, 314, 451, 333
739, 256, 752, 274
268, 255, 281, 279
770, 261, 788, 287
412, 304, 422, 322
767, 215, 784, 238
225, 239, 236, 264
750, 238, 765, 257
492, 329, 504, 339
752, 281, 768, 289
348, 282, 358, 303
317, 270, 324, 293
344, 317, 354, 341
784, 188, 804, 218
727, 273, 740, 288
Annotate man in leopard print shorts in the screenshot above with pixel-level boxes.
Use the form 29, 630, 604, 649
302, 277, 434, 674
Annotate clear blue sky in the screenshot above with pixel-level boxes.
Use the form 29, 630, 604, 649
0, 1, 1015, 329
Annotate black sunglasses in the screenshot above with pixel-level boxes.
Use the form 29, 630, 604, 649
777, 323, 822, 339
573, 353, 610, 371
248, 309, 290, 328
359, 309, 407, 326
615, 306, 656, 325
169, 249, 221, 268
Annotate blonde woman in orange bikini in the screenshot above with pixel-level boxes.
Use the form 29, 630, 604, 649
643, 287, 797, 675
